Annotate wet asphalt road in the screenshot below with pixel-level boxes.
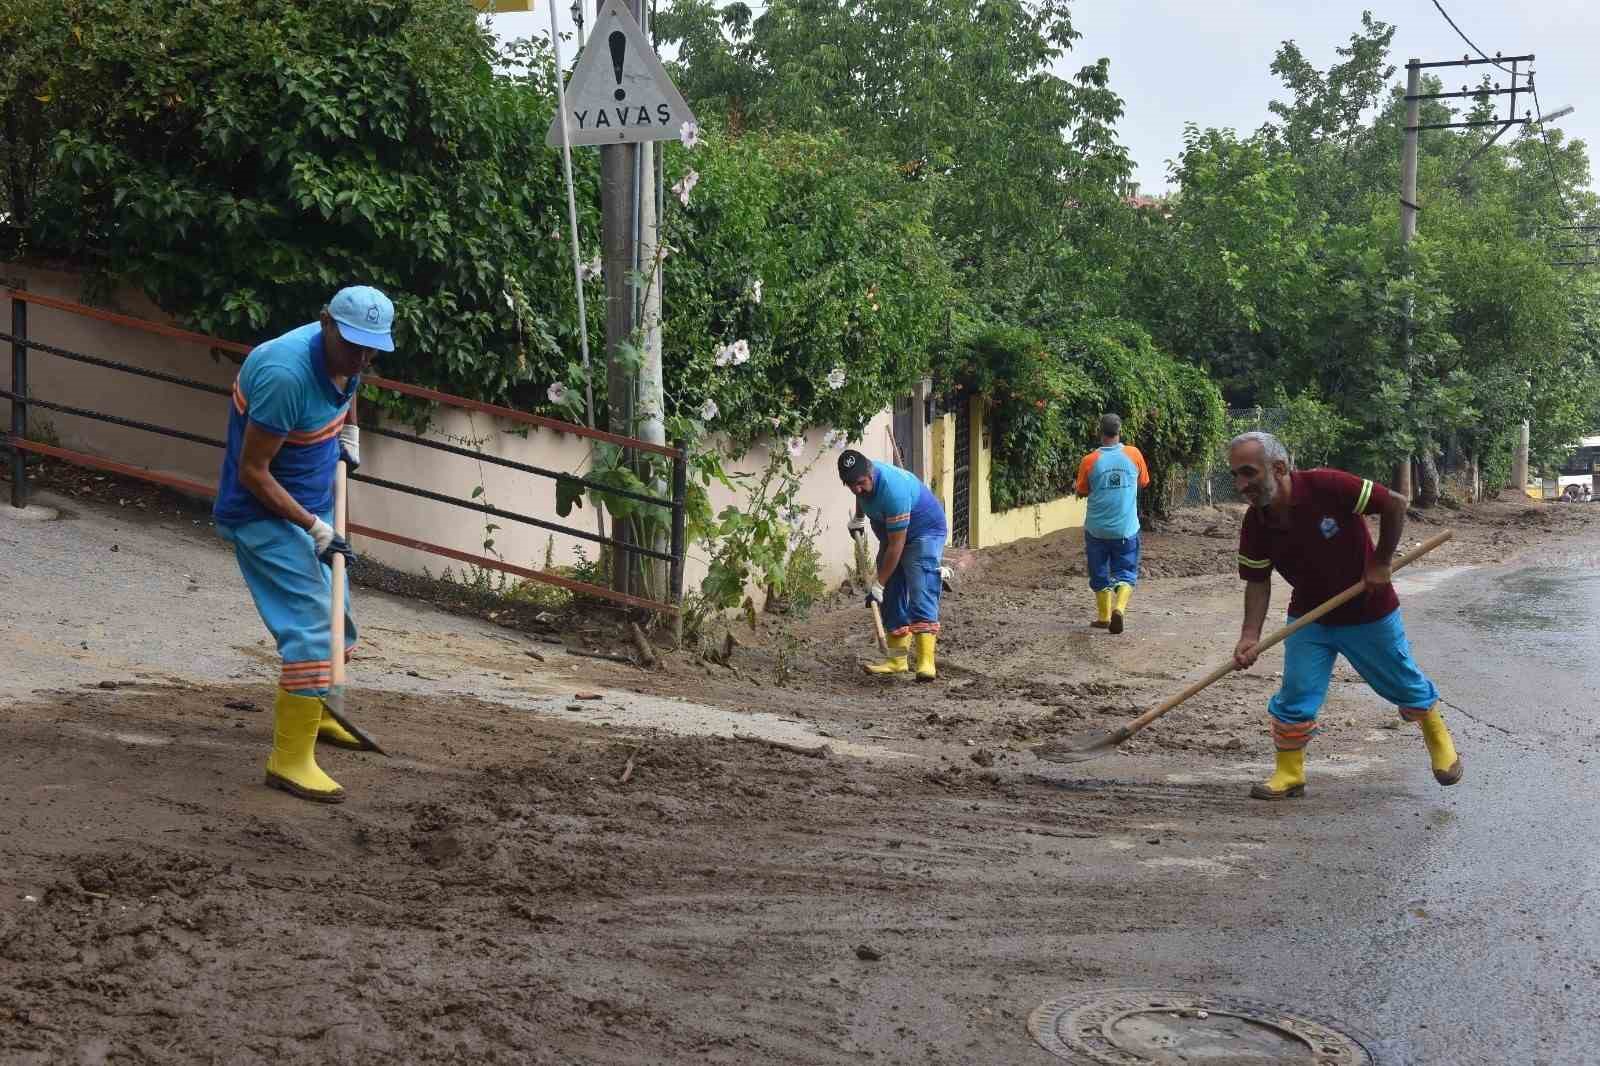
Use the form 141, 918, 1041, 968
1163, 560, 1600, 1065
1353, 560, 1600, 1065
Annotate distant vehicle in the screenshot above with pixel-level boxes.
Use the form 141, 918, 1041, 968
1538, 435, 1600, 500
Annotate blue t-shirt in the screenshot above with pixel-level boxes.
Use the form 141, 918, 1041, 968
213, 323, 359, 528
861, 461, 947, 542
1076, 443, 1150, 540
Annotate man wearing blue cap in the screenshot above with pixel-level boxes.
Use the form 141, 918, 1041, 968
214, 286, 395, 803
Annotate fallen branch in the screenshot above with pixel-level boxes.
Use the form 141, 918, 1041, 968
619, 748, 640, 784
730, 733, 833, 759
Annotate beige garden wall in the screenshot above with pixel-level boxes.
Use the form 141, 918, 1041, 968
1, 263, 240, 487
2, 261, 895, 598
352, 406, 896, 598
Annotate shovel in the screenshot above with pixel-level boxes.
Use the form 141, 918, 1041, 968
322, 459, 388, 756
1033, 530, 1453, 765
869, 601, 890, 654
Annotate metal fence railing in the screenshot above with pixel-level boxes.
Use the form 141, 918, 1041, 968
2, 287, 686, 615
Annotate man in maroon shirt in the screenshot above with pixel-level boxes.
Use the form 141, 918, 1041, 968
1228, 431, 1463, 799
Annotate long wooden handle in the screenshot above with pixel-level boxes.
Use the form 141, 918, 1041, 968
329, 460, 348, 690
1117, 530, 1454, 740
870, 601, 889, 654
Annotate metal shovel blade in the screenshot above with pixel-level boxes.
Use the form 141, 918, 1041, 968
322, 687, 389, 757
1031, 726, 1131, 765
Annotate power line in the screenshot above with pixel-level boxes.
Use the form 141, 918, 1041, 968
1429, 0, 1516, 75
1529, 81, 1579, 222
1426, 1, 1582, 232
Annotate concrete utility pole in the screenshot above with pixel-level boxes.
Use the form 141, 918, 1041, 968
1397, 52, 1533, 504
1513, 419, 1530, 495
1396, 58, 1421, 500
637, 136, 668, 597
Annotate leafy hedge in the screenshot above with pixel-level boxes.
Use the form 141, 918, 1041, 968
2, 1, 952, 455
3, 0, 589, 415
656, 129, 954, 451
940, 319, 1226, 515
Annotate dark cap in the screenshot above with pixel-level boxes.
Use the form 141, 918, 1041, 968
837, 449, 870, 481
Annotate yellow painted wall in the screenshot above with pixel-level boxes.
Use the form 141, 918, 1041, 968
927, 409, 956, 521
966, 394, 1087, 549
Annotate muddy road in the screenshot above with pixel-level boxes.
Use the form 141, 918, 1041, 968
3, 484, 1596, 1064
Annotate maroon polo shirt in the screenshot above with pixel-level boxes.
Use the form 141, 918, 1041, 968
1237, 468, 1399, 626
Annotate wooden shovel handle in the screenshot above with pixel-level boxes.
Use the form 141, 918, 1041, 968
1118, 530, 1453, 740
329, 460, 348, 690
869, 600, 889, 654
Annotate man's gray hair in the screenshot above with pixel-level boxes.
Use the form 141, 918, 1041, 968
1099, 413, 1122, 438
1229, 430, 1290, 468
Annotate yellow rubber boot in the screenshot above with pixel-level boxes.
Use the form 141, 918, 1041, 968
1092, 590, 1112, 629
1109, 583, 1133, 634
265, 689, 345, 803
912, 633, 937, 683
864, 633, 911, 675
1415, 707, 1463, 785
1249, 749, 1306, 800
317, 709, 366, 750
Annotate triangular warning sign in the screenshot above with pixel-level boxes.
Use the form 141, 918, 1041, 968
545, 0, 697, 148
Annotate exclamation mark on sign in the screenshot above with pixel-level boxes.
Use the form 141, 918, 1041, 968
609, 32, 627, 101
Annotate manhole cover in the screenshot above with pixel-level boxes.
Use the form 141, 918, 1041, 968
1029, 988, 1378, 1065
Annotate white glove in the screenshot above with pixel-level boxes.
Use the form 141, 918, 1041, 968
847, 513, 866, 539
338, 424, 360, 471
307, 517, 336, 557
866, 581, 884, 606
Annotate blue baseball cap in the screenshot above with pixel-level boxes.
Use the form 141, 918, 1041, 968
328, 285, 395, 352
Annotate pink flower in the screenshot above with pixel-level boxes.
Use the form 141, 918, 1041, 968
679, 121, 701, 149
672, 170, 700, 207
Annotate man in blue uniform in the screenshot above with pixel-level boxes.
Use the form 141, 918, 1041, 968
839, 450, 949, 681
214, 286, 394, 803
1074, 413, 1150, 633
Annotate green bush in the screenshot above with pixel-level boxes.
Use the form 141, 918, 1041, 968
941, 319, 1226, 515
3, 0, 592, 416
656, 128, 954, 451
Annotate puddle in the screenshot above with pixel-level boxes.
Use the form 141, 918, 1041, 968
1452, 567, 1600, 635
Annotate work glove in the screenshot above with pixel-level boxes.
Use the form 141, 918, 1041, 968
338, 424, 360, 472
847, 513, 866, 540
864, 581, 884, 608
307, 518, 357, 565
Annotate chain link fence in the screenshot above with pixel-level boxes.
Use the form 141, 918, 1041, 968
1175, 407, 1288, 509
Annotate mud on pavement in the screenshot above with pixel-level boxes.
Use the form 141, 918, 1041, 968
1, 679, 1285, 1066
4, 484, 1597, 1063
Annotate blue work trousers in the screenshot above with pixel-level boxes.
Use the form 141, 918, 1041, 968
1267, 608, 1439, 749
219, 514, 357, 696
880, 533, 945, 635
1085, 531, 1140, 592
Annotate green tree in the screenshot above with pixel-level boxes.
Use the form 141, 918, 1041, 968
657, 0, 1132, 303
